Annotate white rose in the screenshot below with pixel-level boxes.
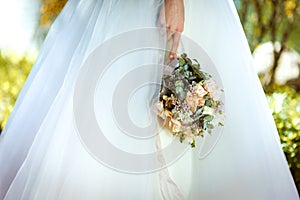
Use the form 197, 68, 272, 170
203, 79, 221, 101
202, 106, 214, 115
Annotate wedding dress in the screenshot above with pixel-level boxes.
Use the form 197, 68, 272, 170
0, 0, 298, 199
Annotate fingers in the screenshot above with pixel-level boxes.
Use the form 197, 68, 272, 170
169, 32, 181, 60
156, 7, 182, 60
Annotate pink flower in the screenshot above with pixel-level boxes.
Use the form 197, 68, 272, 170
184, 91, 199, 112
192, 85, 207, 107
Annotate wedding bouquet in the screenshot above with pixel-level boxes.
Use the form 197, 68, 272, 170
155, 53, 224, 148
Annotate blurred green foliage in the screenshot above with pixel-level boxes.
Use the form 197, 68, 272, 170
235, 0, 300, 85
265, 84, 300, 190
0, 51, 34, 132
235, 0, 300, 52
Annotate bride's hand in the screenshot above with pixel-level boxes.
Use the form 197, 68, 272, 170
158, 0, 185, 60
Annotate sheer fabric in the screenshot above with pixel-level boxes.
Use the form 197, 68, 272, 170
0, 0, 298, 199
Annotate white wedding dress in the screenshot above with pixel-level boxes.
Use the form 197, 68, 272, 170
0, 0, 298, 199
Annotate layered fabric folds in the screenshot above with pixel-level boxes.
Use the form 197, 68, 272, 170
0, 0, 298, 199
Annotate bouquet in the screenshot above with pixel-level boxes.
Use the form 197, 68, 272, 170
155, 53, 224, 148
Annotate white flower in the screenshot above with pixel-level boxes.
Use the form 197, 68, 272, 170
155, 101, 166, 119
170, 118, 183, 132
178, 111, 194, 124
203, 79, 221, 101
202, 106, 214, 115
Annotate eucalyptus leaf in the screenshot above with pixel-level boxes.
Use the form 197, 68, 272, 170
185, 57, 192, 65
175, 80, 184, 87
183, 64, 189, 71
218, 122, 224, 126
204, 115, 214, 122
204, 95, 210, 100
205, 100, 213, 107
179, 58, 185, 66
188, 76, 197, 81
195, 107, 204, 115
206, 123, 214, 129
181, 53, 187, 58
184, 71, 190, 78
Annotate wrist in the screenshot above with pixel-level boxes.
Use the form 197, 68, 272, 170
165, 0, 184, 4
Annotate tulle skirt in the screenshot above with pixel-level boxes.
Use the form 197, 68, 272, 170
0, 0, 298, 199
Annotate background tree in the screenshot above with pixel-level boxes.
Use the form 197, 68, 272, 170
34, 0, 68, 46
39, 0, 68, 27
236, 0, 300, 86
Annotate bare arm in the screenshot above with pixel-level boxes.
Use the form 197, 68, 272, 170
158, 0, 185, 60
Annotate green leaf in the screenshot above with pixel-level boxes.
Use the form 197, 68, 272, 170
206, 123, 214, 129
205, 100, 213, 107
181, 53, 187, 58
175, 86, 183, 94
179, 134, 185, 143
185, 57, 192, 65
204, 115, 214, 122
175, 80, 184, 87
178, 58, 185, 66
190, 139, 195, 148
183, 64, 189, 71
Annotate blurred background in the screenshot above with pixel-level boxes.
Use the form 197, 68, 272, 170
0, 0, 299, 193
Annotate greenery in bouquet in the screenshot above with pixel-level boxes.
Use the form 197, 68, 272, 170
156, 53, 224, 148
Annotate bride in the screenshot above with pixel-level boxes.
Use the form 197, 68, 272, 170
0, 0, 298, 199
